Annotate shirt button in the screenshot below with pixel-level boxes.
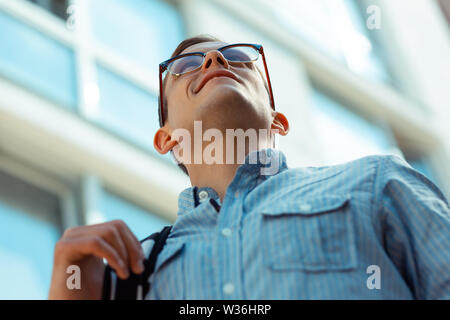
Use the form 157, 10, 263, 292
198, 190, 209, 202
259, 152, 266, 163
221, 228, 232, 237
223, 282, 234, 295
299, 203, 312, 212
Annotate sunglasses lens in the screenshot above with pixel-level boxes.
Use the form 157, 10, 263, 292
222, 46, 258, 63
168, 55, 203, 75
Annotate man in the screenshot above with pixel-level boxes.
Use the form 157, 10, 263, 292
49, 35, 450, 299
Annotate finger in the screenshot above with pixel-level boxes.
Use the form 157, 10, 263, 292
98, 224, 130, 270
61, 222, 115, 239
116, 223, 145, 274
60, 221, 139, 275
117, 221, 143, 254
69, 236, 130, 279
69, 223, 131, 269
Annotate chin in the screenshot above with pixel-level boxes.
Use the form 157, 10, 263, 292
194, 86, 269, 132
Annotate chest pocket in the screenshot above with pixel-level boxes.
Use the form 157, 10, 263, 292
261, 194, 357, 272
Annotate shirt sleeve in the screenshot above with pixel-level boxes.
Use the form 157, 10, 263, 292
376, 155, 450, 299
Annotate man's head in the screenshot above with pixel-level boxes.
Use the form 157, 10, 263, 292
154, 35, 289, 175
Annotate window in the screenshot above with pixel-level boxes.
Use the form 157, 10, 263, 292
95, 64, 161, 154
0, 10, 77, 108
0, 170, 62, 299
260, 0, 391, 83
311, 89, 399, 165
98, 189, 170, 240
89, 0, 185, 71
25, 0, 70, 21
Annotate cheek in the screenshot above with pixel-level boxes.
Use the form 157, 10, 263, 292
167, 94, 194, 131
247, 73, 271, 105
166, 83, 188, 124
166, 74, 198, 126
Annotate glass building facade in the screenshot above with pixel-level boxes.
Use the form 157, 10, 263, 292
0, 0, 448, 299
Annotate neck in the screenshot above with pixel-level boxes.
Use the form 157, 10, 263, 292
186, 138, 272, 202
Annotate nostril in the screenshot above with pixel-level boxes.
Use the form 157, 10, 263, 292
205, 59, 212, 68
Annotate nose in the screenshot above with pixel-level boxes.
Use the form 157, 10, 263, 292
201, 50, 230, 71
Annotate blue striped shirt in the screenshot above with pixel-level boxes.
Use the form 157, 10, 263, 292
112, 148, 450, 299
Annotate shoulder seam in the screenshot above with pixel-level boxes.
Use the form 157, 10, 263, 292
372, 155, 387, 219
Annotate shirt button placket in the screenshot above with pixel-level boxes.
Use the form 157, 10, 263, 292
216, 190, 243, 299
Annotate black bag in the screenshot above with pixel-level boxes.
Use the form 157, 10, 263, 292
101, 225, 173, 300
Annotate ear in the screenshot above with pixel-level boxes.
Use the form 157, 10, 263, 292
153, 126, 178, 154
271, 112, 289, 136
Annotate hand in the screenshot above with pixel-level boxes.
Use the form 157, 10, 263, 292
48, 220, 145, 300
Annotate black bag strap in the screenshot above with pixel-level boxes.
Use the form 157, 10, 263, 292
138, 225, 172, 298
101, 225, 173, 300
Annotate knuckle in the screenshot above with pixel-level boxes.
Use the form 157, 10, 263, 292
54, 239, 76, 260
62, 226, 77, 238
111, 219, 126, 228
132, 243, 143, 257
103, 225, 119, 238
89, 235, 103, 248
54, 239, 68, 254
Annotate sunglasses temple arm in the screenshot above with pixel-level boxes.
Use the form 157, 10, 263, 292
159, 65, 165, 127
260, 48, 275, 110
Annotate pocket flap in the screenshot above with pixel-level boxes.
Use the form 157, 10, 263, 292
154, 241, 185, 273
262, 194, 350, 216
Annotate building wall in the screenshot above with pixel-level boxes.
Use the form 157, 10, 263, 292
0, 0, 448, 299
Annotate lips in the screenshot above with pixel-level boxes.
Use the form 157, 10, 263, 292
194, 69, 239, 94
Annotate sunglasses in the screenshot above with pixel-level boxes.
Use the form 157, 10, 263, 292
158, 43, 276, 127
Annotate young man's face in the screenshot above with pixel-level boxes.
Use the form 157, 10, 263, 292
154, 41, 289, 159
165, 41, 274, 130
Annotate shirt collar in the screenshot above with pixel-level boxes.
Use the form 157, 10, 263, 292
177, 148, 288, 215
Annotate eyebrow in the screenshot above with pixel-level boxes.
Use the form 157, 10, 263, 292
166, 44, 251, 84
180, 42, 230, 56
